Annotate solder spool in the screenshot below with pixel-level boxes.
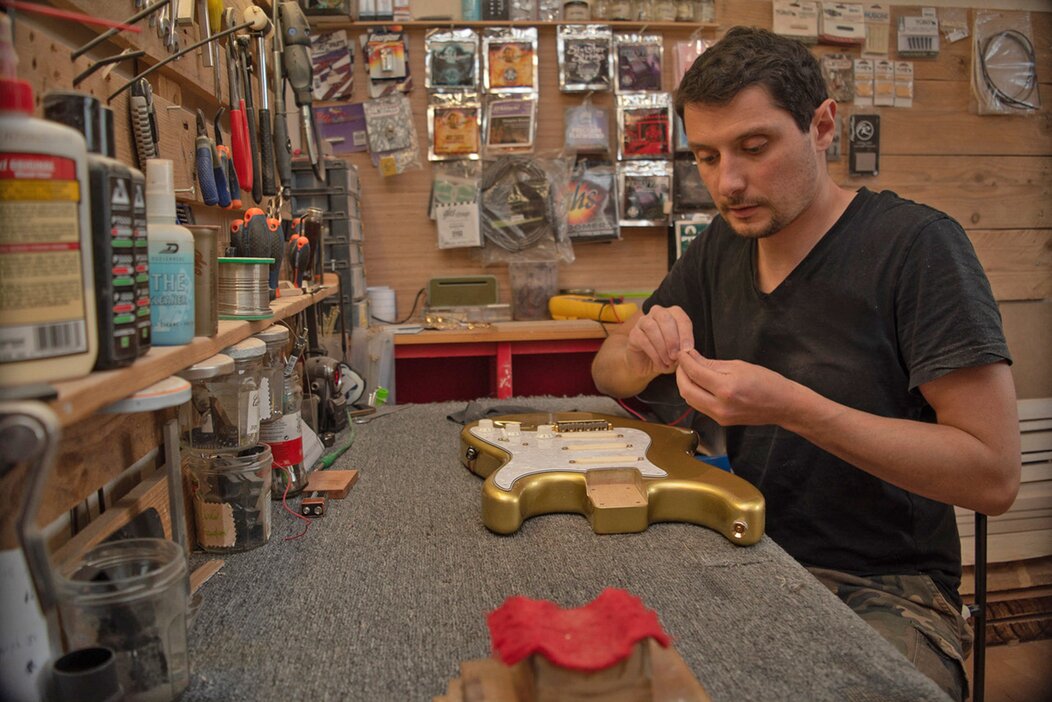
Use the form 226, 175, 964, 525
218, 257, 274, 320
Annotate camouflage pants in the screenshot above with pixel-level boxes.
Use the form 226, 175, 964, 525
808, 567, 973, 702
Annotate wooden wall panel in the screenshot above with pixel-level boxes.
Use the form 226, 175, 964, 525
317, 4, 1051, 318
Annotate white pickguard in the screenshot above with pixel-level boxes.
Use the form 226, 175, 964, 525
468, 421, 668, 491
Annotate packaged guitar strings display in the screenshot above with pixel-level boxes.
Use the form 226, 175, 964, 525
361, 28, 412, 98
428, 92, 482, 161
821, 53, 855, 103
425, 28, 480, 91
564, 96, 610, 154
478, 154, 574, 265
484, 93, 538, 155
566, 155, 620, 243
673, 36, 707, 86
483, 27, 539, 93
557, 24, 613, 93
311, 30, 354, 101
618, 160, 672, 226
431, 161, 483, 249
673, 153, 714, 213
363, 93, 422, 176
617, 92, 672, 159
614, 33, 664, 93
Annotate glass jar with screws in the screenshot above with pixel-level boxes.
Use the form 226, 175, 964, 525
188, 444, 273, 552
178, 353, 255, 453
254, 325, 290, 423
220, 337, 267, 436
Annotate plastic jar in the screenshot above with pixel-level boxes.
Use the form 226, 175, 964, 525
188, 444, 273, 552
54, 538, 189, 702
254, 325, 289, 422
221, 337, 267, 436
263, 372, 308, 499
178, 353, 259, 452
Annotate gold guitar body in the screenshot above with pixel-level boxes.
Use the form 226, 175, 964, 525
459, 412, 765, 545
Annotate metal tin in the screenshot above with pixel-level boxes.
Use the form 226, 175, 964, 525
187, 225, 219, 337
217, 257, 273, 320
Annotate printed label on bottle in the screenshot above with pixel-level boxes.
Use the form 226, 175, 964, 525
0, 153, 89, 362
260, 411, 304, 467
247, 389, 261, 436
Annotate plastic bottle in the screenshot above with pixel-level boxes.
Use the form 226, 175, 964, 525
146, 159, 194, 345
0, 15, 97, 388
43, 91, 138, 370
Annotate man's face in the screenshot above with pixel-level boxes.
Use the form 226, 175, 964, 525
684, 85, 823, 239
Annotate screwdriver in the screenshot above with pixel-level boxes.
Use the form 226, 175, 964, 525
195, 109, 220, 206
239, 36, 263, 204
226, 9, 252, 191
255, 22, 276, 197
214, 108, 241, 210
228, 217, 245, 256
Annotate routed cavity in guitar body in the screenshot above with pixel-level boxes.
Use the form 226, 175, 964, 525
459, 412, 765, 545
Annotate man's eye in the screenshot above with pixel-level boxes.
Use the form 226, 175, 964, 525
743, 142, 767, 155
696, 154, 717, 165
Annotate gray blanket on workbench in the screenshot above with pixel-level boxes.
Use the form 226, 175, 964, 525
185, 396, 949, 702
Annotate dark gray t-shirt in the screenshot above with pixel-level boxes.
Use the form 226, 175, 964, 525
643, 188, 1011, 601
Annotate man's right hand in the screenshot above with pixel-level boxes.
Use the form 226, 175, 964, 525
624, 305, 695, 377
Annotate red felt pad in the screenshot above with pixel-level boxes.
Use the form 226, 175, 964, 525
487, 587, 671, 672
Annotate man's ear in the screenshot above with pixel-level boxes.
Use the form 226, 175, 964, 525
812, 99, 838, 151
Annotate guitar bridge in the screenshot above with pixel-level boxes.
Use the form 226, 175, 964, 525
554, 418, 613, 433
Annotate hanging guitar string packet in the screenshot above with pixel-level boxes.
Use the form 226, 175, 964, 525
618, 159, 672, 227
614, 33, 664, 93
428, 92, 482, 161
557, 24, 613, 92
821, 53, 855, 103
673, 37, 707, 86
672, 213, 714, 262
673, 153, 713, 213
564, 96, 610, 154
566, 155, 620, 243
484, 93, 538, 155
478, 154, 574, 265
363, 93, 422, 176
425, 28, 479, 91
617, 92, 672, 160
430, 161, 481, 219
483, 27, 539, 93
361, 28, 412, 98
311, 30, 354, 101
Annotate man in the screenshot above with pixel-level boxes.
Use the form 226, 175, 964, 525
591, 26, 1020, 701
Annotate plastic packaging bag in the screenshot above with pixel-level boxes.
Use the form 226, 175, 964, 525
972, 11, 1040, 115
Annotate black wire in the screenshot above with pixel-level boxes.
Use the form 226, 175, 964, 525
370, 288, 426, 325
480, 158, 555, 253
979, 29, 1038, 111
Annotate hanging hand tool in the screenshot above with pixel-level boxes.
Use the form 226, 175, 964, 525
225, 9, 252, 193
195, 109, 220, 206
278, 0, 324, 180
200, 109, 231, 208
255, 22, 277, 198
271, 0, 293, 194
288, 231, 310, 288
228, 217, 245, 256
129, 78, 159, 169
106, 5, 269, 101
214, 108, 241, 210
243, 207, 283, 298
238, 35, 263, 204
71, 0, 167, 60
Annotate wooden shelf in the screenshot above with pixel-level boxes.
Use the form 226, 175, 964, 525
46, 277, 339, 428
393, 319, 609, 345
311, 18, 718, 30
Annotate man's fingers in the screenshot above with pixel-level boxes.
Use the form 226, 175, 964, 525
671, 307, 695, 352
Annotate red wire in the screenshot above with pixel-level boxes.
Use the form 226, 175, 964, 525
0, 1, 143, 31
617, 398, 693, 427
617, 398, 648, 421
280, 466, 312, 541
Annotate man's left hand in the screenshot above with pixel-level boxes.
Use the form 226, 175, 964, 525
675, 349, 797, 427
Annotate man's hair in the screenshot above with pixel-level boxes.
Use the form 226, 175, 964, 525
674, 27, 828, 132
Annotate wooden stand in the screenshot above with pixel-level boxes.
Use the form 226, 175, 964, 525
435, 639, 711, 702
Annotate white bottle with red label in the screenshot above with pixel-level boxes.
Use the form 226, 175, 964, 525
0, 77, 98, 388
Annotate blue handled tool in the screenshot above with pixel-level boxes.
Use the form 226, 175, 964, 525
195, 109, 219, 206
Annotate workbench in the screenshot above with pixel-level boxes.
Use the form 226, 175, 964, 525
184, 396, 949, 701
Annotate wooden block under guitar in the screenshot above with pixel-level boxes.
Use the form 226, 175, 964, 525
459, 412, 764, 545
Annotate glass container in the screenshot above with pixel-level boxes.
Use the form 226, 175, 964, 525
55, 538, 189, 702
188, 444, 273, 552
221, 337, 267, 435
264, 372, 308, 499
254, 325, 290, 422
178, 353, 259, 452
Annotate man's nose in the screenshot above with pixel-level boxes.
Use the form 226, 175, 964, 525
716, 156, 746, 198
